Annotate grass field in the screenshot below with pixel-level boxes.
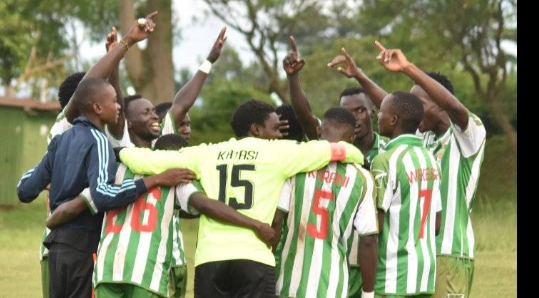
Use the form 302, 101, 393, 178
0, 137, 517, 298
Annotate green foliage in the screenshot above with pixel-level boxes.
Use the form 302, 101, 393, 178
189, 80, 275, 145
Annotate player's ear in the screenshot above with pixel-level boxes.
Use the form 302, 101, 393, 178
93, 102, 102, 115
316, 126, 321, 139
250, 123, 261, 137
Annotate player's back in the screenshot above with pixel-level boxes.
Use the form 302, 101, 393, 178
276, 162, 377, 298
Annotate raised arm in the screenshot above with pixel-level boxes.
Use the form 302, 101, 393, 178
284, 36, 319, 140
65, 12, 159, 123
105, 27, 126, 138
328, 47, 388, 109
168, 27, 227, 126
374, 41, 469, 128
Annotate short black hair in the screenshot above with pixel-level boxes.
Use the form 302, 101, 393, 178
58, 72, 86, 109
72, 78, 112, 114
323, 107, 356, 128
124, 94, 143, 116
230, 99, 276, 138
276, 104, 304, 142
154, 134, 188, 150
427, 72, 455, 95
155, 102, 172, 117
339, 87, 366, 102
389, 92, 424, 133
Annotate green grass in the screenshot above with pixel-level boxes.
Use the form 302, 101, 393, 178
0, 136, 517, 298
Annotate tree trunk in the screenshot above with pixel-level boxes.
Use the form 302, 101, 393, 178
119, 0, 174, 105
486, 92, 518, 152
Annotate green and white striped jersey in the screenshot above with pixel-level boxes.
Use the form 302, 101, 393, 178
93, 164, 200, 297
423, 113, 486, 259
276, 162, 378, 298
372, 134, 442, 296
349, 132, 388, 267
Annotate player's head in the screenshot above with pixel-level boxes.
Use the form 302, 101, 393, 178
320, 107, 356, 143
154, 134, 189, 151
58, 72, 86, 109
276, 104, 305, 142
338, 87, 375, 142
124, 95, 160, 143
155, 102, 172, 122
154, 102, 191, 142
72, 77, 119, 125
378, 92, 424, 139
230, 99, 282, 140
411, 72, 454, 133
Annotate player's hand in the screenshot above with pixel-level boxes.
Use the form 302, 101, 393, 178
283, 36, 306, 76
374, 41, 412, 72
156, 168, 197, 187
106, 27, 119, 52
254, 221, 276, 246
278, 117, 290, 138
124, 11, 158, 44
207, 27, 228, 63
328, 47, 363, 79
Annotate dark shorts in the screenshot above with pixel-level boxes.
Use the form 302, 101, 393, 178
194, 260, 275, 298
48, 243, 94, 298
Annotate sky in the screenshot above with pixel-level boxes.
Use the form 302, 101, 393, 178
79, 0, 255, 74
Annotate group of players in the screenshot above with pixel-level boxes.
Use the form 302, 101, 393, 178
17, 11, 486, 298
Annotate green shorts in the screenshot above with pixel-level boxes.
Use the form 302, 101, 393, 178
168, 265, 188, 298
433, 256, 475, 298
41, 258, 49, 298
95, 284, 165, 298
348, 266, 363, 298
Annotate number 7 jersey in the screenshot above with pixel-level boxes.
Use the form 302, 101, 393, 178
276, 163, 378, 298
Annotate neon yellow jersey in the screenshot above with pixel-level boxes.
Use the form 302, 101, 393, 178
120, 137, 363, 267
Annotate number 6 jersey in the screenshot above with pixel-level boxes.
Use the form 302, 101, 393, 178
93, 164, 201, 297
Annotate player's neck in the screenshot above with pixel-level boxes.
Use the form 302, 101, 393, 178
83, 113, 105, 130
354, 132, 375, 156
129, 132, 153, 149
434, 116, 451, 137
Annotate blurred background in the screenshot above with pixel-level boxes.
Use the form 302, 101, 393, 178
0, 0, 517, 297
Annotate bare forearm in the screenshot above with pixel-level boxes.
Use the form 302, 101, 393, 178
66, 41, 130, 122
358, 235, 378, 292
355, 70, 388, 109
108, 63, 125, 137
46, 198, 88, 229
170, 71, 208, 123
288, 74, 319, 139
402, 64, 468, 127
193, 197, 258, 230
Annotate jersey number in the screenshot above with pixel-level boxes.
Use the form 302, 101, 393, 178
308, 189, 334, 240
216, 164, 255, 210
106, 188, 162, 234
419, 189, 433, 239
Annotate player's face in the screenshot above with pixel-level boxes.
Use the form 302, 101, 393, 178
257, 112, 283, 140
378, 95, 396, 138
99, 85, 120, 126
127, 98, 160, 141
411, 85, 440, 133
340, 93, 374, 141
178, 113, 191, 142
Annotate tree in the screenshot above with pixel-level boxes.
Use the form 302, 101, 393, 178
203, 0, 331, 102
358, 0, 518, 152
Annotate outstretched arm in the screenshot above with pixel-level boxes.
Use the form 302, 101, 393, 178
105, 27, 126, 138
328, 47, 388, 109
374, 41, 469, 128
284, 36, 319, 140
168, 27, 227, 126
189, 193, 275, 245
65, 12, 159, 123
